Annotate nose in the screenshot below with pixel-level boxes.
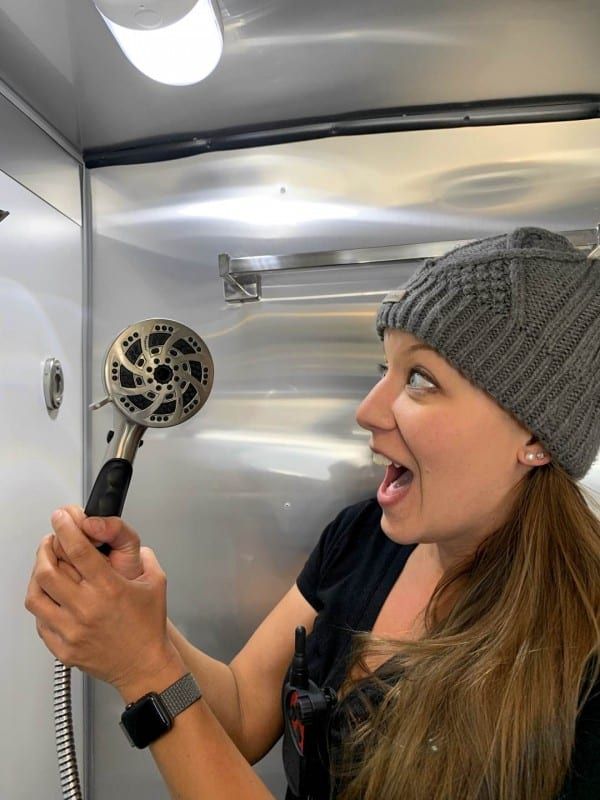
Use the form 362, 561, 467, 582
355, 375, 397, 433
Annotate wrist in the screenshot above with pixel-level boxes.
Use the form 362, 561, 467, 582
116, 642, 187, 704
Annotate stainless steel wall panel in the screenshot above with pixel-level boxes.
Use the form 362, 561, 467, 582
3, 0, 600, 151
89, 119, 600, 799
90, 118, 600, 262
0, 169, 83, 799
0, 0, 80, 149
0, 91, 81, 224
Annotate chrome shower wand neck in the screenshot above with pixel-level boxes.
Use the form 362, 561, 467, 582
105, 405, 147, 464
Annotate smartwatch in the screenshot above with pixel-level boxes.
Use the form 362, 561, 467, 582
120, 672, 203, 749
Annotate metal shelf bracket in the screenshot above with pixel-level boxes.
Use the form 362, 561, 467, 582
587, 223, 600, 261
219, 254, 261, 302
219, 228, 599, 304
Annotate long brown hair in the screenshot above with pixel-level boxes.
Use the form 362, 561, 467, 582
330, 461, 600, 800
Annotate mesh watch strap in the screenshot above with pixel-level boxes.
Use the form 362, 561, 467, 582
159, 672, 203, 718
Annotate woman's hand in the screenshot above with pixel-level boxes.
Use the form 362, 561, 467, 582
52, 504, 144, 580
25, 508, 176, 694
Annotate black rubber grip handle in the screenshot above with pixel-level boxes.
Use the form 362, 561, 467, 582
84, 458, 133, 556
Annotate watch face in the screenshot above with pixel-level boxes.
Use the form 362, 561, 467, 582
121, 693, 172, 748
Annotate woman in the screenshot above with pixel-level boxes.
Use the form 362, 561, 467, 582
26, 226, 600, 799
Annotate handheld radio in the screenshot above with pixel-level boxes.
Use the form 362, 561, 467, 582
282, 626, 338, 799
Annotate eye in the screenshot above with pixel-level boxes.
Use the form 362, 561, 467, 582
406, 367, 435, 391
377, 363, 436, 391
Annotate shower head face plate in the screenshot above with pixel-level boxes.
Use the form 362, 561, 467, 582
103, 318, 214, 428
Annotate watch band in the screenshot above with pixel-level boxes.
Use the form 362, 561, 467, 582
160, 672, 203, 717
119, 672, 204, 749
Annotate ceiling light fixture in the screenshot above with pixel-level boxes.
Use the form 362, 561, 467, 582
93, 0, 224, 86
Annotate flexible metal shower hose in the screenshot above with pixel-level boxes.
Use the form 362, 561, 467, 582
54, 658, 83, 799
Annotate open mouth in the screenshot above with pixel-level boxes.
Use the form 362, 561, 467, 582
377, 462, 415, 508
383, 463, 414, 490
372, 451, 415, 503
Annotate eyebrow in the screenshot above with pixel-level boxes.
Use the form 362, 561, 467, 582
386, 344, 439, 355
405, 343, 438, 355
382, 343, 439, 360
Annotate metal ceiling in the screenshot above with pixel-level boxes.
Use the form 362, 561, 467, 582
0, 0, 599, 165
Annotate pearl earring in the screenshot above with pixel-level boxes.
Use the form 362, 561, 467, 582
526, 452, 545, 461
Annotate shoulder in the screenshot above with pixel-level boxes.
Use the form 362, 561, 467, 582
316, 496, 383, 576
295, 497, 383, 612
330, 495, 382, 531
324, 495, 382, 548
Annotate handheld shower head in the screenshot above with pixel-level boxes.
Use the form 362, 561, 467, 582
54, 319, 214, 800
85, 318, 214, 552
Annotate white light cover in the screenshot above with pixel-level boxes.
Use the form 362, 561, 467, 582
98, 0, 223, 86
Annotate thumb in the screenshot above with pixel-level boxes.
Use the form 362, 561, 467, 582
81, 515, 143, 580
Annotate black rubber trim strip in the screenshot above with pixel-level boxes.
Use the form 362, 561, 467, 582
83, 94, 600, 169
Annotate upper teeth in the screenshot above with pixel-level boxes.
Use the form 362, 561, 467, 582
372, 453, 402, 468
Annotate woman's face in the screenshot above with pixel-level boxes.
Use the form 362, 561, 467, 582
355, 328, 549, 567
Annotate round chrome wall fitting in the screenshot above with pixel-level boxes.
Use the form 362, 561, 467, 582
103, 318, 214, 428
43, 358, 64, 411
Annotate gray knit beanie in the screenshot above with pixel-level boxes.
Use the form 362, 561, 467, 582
375, 227, 600, 481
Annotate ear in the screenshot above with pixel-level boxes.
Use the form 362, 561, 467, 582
522, 439, 552, 467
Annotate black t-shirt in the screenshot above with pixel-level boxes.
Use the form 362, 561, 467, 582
281, 496, 600, 800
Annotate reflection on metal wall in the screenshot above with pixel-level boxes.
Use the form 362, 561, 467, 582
89, 119, 600, 798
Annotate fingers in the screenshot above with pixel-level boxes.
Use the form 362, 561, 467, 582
52, 505, 144, 582
25, 557, 74, 638
51, 526, 84, 582
80, 515, 141, 554
30, 534, 82, 608
57, 558, 83, 584
52, 532, 71, 563
51, 509, 108, 584
56, 506, 98, 561
62, 504, 87, 527
80, 514, 144, 581
59, 505, 142, 555
27, 532, 170, 686
35, 619, 72, 665
63, 504, 110, 550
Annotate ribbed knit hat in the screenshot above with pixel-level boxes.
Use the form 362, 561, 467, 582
375, 227, 600, 481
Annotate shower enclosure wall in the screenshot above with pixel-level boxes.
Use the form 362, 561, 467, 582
0, 91, 84, 799
3, 84, 600, 798
87, 117, 600, 797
